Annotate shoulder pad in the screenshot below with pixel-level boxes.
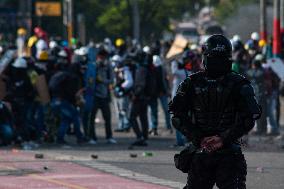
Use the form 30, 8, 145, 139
227, 72, 249, 83
224, 72, 250, 88
188, 71, 205, 81
240, 84, 255, 96
178, 77, 192, 91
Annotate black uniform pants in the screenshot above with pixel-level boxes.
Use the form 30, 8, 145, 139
184, 153, 247, 189
129, 99, 148, 140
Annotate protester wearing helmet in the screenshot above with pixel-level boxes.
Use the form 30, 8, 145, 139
16, 28, 27, 57
128, 49, 150, 146
148, 48, 173, 136
169, 34, 261, 189
245, 55, 267, 136
231, 35, 249, 74
35, 30, 48, 60
112, 55, 133, 132
55, 49, 69, 70
103, 38, 115, 55
261, 56, 281, 136
49, 69, 85, 145
6, 58, 36, 148
73, 46, 97, 144
245, 32, 261, 60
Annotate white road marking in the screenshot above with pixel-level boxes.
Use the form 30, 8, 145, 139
78, 161, 185, 189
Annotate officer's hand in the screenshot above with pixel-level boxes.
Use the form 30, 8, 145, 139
201, 136, 223, 153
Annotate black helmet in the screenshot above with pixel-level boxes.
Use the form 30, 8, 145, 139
202, 34, 232, 58
202, 34, 232, 78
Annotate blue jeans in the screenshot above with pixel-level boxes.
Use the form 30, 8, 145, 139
27, 102, 46, 140
267, 91, 279, 133
13, 100, 33, 141
149, 95, 172, 130
176, 130, 185, 146
51, 99, 83, 142
0, 124, 13, 144
116, 97, 130, 130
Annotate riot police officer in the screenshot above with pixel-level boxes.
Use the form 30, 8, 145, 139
169, 34, 261, 189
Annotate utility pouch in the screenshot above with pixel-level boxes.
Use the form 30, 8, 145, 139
174, 144, 196, 173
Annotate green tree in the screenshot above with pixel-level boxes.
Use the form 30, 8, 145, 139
213, 0, 257, 23
97, 0, 131, 38
95, 0, 205, 42
74, 0, 258, 42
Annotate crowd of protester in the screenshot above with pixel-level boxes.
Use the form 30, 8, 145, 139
0, 27, 282, 149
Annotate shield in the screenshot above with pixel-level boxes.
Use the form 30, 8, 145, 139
35, 74, 50, 105
0, 50, 17, 74
0, 50, 17, 100
166, 35, 188, 59
267, 58, 284, 81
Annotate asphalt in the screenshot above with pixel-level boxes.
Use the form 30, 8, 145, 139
0, 108, 284, 189
31, 124, 284, 189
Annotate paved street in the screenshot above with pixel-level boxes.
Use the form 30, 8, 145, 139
0, 123, 283, 189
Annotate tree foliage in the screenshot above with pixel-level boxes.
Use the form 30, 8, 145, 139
97, 0, 131, 37
74, 0, 258, 42
214, 0, 257, 23
75, 0, 207, 42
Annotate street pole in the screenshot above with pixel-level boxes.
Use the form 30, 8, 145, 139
260, 0, 267, 41
280, 0, 284, 54
64, 0, 73, 46
273, 0, 281, 56
77, 14, 86, 45
132, 0, 140, 41
281, 0, 284, 33
67, 0, 73, 46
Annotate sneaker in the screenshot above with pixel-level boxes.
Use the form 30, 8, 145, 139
88, 139, 97, 145
107, 138, 117, 144
28, 141, 40, 148
22, 142, 32, 150
131, 139, 148, 146
149, 129, 158, 136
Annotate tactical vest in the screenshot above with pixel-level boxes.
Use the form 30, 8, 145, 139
188, 72, 249, 136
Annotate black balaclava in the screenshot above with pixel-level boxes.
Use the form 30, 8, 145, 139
203, 56, 232, 78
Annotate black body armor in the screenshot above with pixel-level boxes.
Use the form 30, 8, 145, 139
170, 35, 259, 189
169, 71, 261, 147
